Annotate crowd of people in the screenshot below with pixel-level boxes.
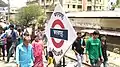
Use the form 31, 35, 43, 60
0, 23, 108, 67
0, 24, 50, 67
72, 30, 108, 67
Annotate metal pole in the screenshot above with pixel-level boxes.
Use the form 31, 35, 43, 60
60, 60, 62, 67
63, 57, 65, 67
94, 0, 96, 11
59, 0, 63, 6
44, 0, 46, 16
8, 0, 10, 22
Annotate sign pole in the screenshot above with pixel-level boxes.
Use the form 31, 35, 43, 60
63, 56, 65, 67
59, 60, 62, 67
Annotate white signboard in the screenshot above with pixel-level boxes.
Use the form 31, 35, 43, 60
0, 7, 7, 12
45, 3, 77, 63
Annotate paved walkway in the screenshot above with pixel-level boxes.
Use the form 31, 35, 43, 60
65, 49, 120, 67
0, 57, 16, 67
107, 51, 120, 67
0, 56, 47, 67
0, 50, 120, 67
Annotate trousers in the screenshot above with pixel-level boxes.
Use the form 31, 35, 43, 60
76, 54, 83, 67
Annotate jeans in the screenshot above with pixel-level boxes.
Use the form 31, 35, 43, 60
7, 41, 16, 62
76, 54, 83, 67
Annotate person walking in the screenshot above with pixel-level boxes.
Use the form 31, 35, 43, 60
17, 27, 23, 46
16, 33, 34, 67
85, 30, 103, 67
47, 51, 55, 67
5, 24, 18, 63
32, 35, 44, 67
0, 30, 6, 60
100, 35, 108, 67
72, 32, 85, 67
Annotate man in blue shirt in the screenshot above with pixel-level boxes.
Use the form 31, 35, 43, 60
16, 33, 34, 67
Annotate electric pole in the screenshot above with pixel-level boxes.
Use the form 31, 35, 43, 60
44, 0, 46, 16
94, 0, 96, 11
59, 0, 63, 6
8, 0, 10, 22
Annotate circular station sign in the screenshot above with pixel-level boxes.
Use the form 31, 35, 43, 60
51, 19, 64, 48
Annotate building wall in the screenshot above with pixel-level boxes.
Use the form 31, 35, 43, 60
39, 0, 109, 12
63, 0, 82, 12
85, 0, 105, 11
69, 17, 120, 29
63, 0, 108, 11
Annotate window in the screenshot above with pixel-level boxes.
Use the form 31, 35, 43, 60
96, 6, 98, 8
100, 6, 101, 9
68, 5, 69, 8
77, 5, 82, 8
111, 2, 113, 5
73, 0, 76, 1
87, 6, 92, 11
46, 0, 49, 3
41, 0, 44, 2
15, 10, 18, 12
87, 0, 91, 1
73, 5, 76, 8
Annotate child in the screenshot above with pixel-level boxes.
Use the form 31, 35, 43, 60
47, 51, 56, 67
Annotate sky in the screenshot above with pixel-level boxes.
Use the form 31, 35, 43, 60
2, 0, 27, 8
110, 0, 117, 3
2, 0, 117, 8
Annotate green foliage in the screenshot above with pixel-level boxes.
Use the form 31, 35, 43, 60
116, 0, 120, 8
9, 19, 15, 23
16, 4, 45, 26
116, 0, 120, 5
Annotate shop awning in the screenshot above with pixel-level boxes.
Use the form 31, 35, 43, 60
0, 0, 7, 7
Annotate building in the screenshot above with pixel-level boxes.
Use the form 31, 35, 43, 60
66, 11, 120, 30
0, 7, 18, 22
34, 0, 111, 12
0, 0, 7, 21
67, 11, 120, 52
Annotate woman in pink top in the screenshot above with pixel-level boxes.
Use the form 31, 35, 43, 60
32, 35, 44, 67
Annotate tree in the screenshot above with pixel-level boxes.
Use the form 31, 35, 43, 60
115, 0, 120, 8
16, 4, 45, 41
16, 4, 45, 26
